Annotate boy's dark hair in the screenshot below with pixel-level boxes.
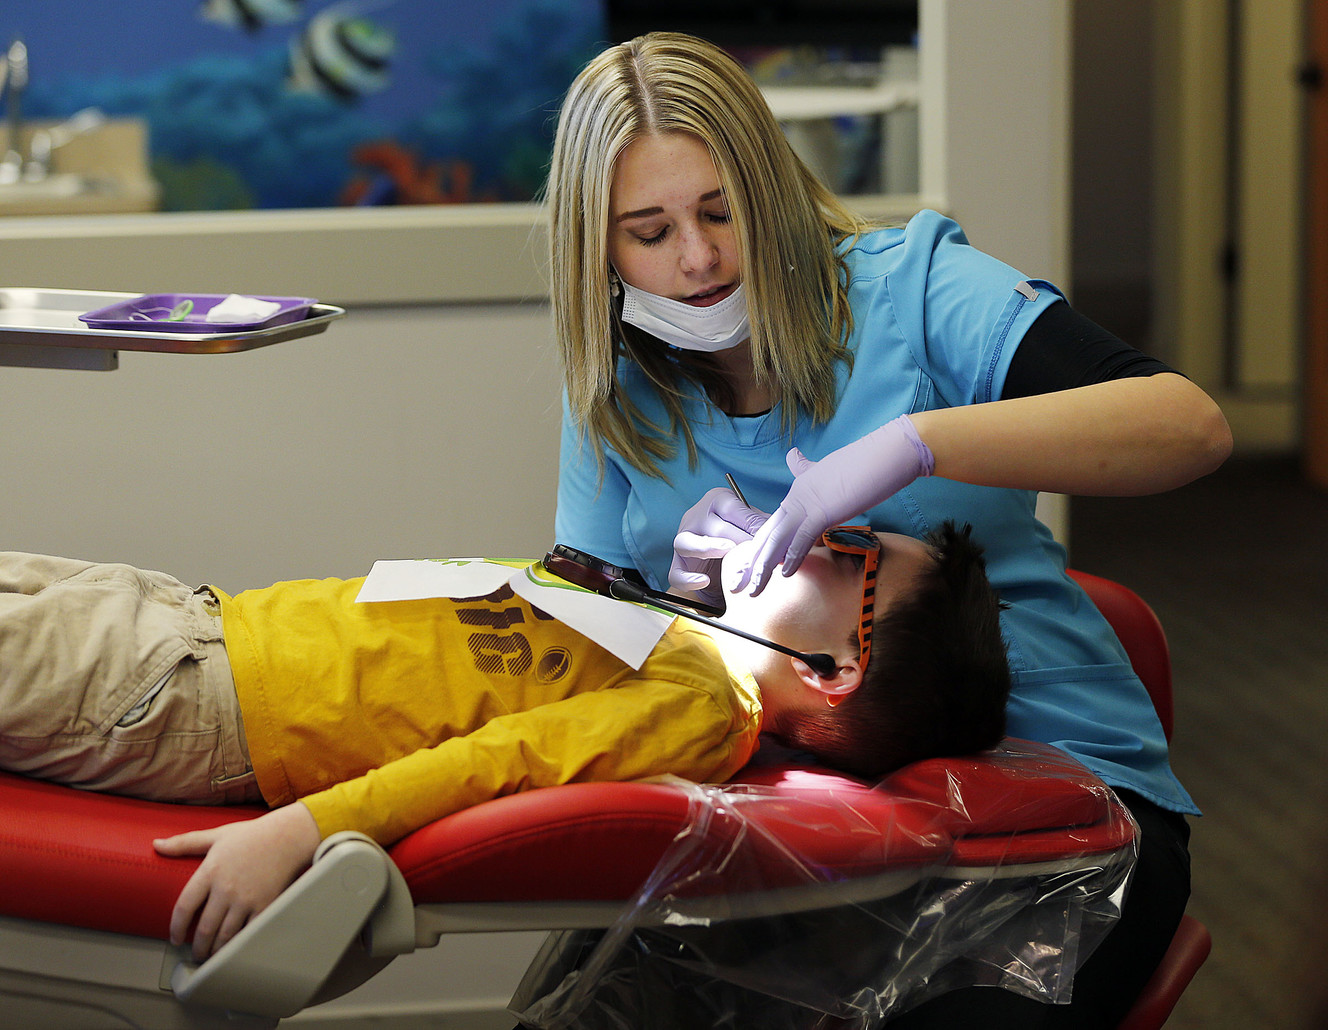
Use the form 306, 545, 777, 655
781, 521, 1011, 780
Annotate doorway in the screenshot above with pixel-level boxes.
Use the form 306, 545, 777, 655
1305, 0, 1328, 486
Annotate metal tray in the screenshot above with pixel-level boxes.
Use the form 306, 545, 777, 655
0, 288, 346, 355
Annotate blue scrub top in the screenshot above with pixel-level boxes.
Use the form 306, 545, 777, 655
555, 209, 1197, 814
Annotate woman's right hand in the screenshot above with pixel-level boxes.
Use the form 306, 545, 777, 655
669, 487, 769, 607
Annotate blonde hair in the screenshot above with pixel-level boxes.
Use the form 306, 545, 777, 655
547, 32, 875, 479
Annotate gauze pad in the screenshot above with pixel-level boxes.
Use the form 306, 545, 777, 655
206, 294, 283, 324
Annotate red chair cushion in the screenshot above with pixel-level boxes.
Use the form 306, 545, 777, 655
0, 772, 261, 939
382, 740, 1133, 903
0, 740, 1134, 940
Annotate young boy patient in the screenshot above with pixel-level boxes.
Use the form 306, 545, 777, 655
0, 521, 1008, 960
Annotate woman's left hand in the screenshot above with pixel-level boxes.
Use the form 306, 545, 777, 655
737, 415, 933, 594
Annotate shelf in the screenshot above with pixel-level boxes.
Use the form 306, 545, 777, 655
761, 81, 919, 120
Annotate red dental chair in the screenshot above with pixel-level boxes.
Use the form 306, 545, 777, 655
0, 571, 1208, 1028
1067, 570, 1213, 1030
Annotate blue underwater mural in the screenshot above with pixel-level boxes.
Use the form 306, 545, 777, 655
8, 0, 605, 210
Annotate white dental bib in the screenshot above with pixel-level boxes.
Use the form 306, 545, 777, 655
355, 558, 671, 669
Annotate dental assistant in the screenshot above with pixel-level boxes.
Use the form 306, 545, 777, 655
548, 32, 1232, 1029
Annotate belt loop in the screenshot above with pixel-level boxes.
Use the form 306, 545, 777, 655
194, 584, 222, 613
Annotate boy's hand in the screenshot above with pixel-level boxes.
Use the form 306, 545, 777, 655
155, 802, 321, 961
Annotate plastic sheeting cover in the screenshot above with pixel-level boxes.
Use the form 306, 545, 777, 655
511, 740, 1138, 1029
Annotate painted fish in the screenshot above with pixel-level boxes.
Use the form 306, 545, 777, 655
287, 2, 394, 101
199, 0, 303, 32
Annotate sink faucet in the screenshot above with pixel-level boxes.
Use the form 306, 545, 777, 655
1, 39, 30, 185
1, 41, 105, 187
29, 107, 106, 177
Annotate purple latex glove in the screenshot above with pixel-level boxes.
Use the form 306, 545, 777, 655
736, 415, 934, 594
668, 487, 771, 607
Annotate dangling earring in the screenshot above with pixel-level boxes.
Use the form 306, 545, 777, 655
608, 269, 621, 299
826, 693, 843, 709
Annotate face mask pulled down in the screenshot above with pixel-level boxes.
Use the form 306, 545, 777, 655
619, 280, 750, 353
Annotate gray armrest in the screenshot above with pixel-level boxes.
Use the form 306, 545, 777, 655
170, 832, 416, 1019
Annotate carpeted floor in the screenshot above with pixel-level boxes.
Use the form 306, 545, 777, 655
1069, 457, 1328, 1030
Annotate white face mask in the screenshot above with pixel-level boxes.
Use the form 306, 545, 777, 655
619, 280, 750, 353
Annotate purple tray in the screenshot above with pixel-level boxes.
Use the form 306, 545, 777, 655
78, 293, 316, 333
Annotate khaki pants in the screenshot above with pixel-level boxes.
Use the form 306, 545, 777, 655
0, 552, 261, 805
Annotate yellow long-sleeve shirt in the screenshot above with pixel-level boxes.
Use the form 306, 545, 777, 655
215, 572, 763, 845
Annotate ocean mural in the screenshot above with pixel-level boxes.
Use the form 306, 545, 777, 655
8, 0, 604, 210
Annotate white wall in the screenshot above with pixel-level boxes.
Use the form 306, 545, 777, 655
1, 302, 562, 589
921, 0, 1070, 286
